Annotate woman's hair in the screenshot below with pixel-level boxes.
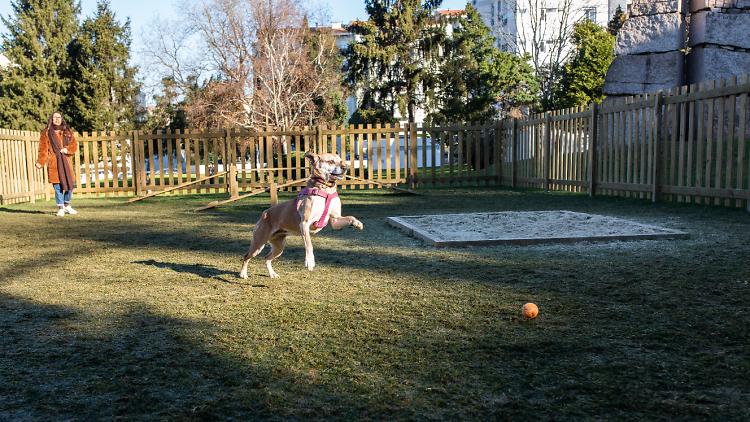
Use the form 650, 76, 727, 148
46, 111, 71, 134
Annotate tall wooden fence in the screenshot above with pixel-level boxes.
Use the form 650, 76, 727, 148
1, 74, 749, 210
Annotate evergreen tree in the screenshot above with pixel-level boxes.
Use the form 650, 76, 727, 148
431, 5, 538, 123
66, 0, 140, 132
344, 0, 445, 124
608, 5, 627, 37
0, 0, 80, 130
553, 20, 614, 109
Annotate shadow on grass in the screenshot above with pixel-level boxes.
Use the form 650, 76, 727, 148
0, 207, 47, 214
133, 259, 269, 288
0, 293, 273, 420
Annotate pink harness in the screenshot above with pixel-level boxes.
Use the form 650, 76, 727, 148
297, 188, 338, 228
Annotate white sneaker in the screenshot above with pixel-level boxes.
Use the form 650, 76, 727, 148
64, 205, 77, 215
56, 209, 65, 217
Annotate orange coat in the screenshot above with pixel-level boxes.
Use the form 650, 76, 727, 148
36, 128, 78, 184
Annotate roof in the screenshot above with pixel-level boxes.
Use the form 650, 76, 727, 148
436, 9, 465, 16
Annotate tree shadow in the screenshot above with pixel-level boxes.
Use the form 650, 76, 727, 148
0, 293, 277, 420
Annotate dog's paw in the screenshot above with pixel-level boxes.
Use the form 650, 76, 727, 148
269, 270, 280, 278
239, 270, 248, 279
305, 257, 315, 271
352, 220, 363, 230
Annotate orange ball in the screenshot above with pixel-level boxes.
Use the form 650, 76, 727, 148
522, 303, 538, 318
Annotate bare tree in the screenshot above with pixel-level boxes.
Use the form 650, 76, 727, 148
497, 0, 601, 109
139, 15, 208, 98
141, 0, 346, 130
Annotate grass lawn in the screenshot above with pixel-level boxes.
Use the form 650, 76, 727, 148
1, 186, 749, 420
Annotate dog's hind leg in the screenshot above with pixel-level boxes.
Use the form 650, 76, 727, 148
239, 221, 271, 279
263, 232, 287, 278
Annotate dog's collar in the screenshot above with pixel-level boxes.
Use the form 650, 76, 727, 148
311, 176, 336, 188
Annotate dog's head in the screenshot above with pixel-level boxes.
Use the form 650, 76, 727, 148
305, 151, 347, 183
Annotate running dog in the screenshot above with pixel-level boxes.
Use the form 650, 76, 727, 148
239, 151, 363, 278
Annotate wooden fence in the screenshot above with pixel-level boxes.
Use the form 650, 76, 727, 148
1, 74, 749, 210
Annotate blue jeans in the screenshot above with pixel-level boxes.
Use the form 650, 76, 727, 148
53, 183, 72, 207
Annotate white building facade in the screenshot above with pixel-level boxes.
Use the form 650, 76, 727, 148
472, 0, 629, 61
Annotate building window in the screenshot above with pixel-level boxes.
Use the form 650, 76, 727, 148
584, 8, 596, 23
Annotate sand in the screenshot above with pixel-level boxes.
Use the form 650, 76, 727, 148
387, 211, 690, 247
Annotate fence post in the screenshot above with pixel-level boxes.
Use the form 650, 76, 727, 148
494, 119, 501, 184
132, 130, 141, 197
24, 131, 35, 204
409, 122, 418, 190
589, 103, 598, 197
225, 128, 236, 196
652, 91, 663, 203
511, 118, 518, 188
544, 112, 551, 192
269, 182, 278, 206
229, 165, 238, 199
316, 125, 323, 153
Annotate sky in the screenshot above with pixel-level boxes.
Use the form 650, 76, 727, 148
0, 0, 472, 45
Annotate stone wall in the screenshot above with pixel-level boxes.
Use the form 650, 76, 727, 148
603, 0, 750, 96
603, 0, 688, 96
686, 2, 750, 85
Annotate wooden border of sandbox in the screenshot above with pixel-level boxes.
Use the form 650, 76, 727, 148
387, 214, 691, 247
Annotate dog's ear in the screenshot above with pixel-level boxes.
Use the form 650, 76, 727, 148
304, 151, 318, 165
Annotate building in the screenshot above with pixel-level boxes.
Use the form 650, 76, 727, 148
472, 0, 628, 59
0, 53, 12, 69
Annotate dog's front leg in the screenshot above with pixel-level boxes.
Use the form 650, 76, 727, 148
330, 216, 363, 230
300, 222, 315, 271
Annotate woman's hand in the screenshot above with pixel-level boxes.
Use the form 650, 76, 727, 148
35, 163, 42, 169
60, 148, 68, 154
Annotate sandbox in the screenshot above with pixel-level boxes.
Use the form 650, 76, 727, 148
387, 211, 690, 247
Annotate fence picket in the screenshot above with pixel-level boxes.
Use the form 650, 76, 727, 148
737, 75, 749, 210
677, 86, 688, 202
715, 79, 726, 205
725, 76, 737, 206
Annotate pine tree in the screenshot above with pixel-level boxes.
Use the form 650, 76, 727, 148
553, 20, 614, 109
66, 0, 140, 132
431, 5, 538, 123
0, 0, 80, 130
344, 0, 445, 124
608, 5, 627, 37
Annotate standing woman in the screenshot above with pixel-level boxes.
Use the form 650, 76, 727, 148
35, 111, 79, 216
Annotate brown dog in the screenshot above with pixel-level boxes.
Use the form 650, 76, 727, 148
239, 151, 364, 278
